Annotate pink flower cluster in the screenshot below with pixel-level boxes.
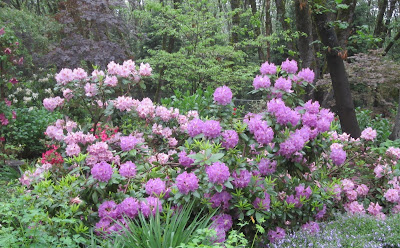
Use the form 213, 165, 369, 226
43, 97, 64, 111
175, 171, 199, 194
213, 85, 233, 105
253, 75, 271, 89
330, 143, 346, 165
267, 98, 300, 126
281, 58, 298, 74
91, 161, 113, 182
206, 162, 230, 184
360, 127, 377, 141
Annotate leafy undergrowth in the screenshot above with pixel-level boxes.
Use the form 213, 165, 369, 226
273, 213, 400, 248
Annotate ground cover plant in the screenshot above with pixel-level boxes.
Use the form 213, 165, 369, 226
1, 54, 396, 247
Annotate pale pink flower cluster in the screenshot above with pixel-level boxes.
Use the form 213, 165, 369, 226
384, 188, 399, 203
73, 68, 88, 80
55, 68, 74, 85
136, 98, 155, 119
86, 142, 114, 166
63, 88, 74, 100
367, 202, 385, 219
157, 153, 169, 165
345, 201, 365, 214
19, 163, 52, 186
107, 60, 135, 77
66, 143, 81, 156
386, 147, 400, 160
114, 96, 138, 112
91, 69, 105, 81
139, 62, 152, 76
84, 83, 98, 97
64, 131, 96, 145
155, 106, 175, 122
45, 125, 64, 141
104, 75, 118, 87
43, 97, 64, 111
360, 127, 377, 141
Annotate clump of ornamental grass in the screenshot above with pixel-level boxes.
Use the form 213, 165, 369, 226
272, 213, 400, 248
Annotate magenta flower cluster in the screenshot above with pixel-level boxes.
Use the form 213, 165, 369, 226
206, 162, 230, 184
175, 171, 199, 194
213, 85, 232, 105
91, 161, 113, 182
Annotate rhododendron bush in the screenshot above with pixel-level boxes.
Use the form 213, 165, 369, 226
18, 58, 400, 245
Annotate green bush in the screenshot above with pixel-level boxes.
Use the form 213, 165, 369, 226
6, 107, 62, 158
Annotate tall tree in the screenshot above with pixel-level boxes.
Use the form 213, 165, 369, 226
313, 1, 361, 138
250, 0, 265, 61
265, 0, 272, 60
231, 0, 241, 44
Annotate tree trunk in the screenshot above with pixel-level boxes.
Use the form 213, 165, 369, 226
336, 0, 357, 49
275, 0, 294, 55
231, 0, 240, 44
389, 91, 400, 140
313, 7, 361, 138
250, 0, 265, 61
294, 0, 317, 100
384, 29, 400, 55
374, 0, 388, 41
265, 0, 272, 61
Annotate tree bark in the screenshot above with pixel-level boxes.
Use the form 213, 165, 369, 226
294, 0, 317, 100
384, 29, 400, 55
250, 0, 265, 61
374, 0, 388, 41
231, 0, 240, 44
336, 0, 357, 49
265, 0, 272, 61
313, 7, 361, 138
275, 0, 294, 55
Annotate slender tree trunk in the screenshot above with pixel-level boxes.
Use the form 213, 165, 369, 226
265, 0, 272, 61
275, 0, 294, 55
374, 0, 388, 42
389, 91, 400, 140
250, 0, 265, 61
231, 0, 240, 44
294, 0, 316, 100
336, 0, 357, 49
383, 0, 397, 36
313, 7, 361, 138
384, 29, 400, 55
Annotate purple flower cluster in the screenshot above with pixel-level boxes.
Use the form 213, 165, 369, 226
140, 196, 162, 217
232, 169, 251, 188
119, 161, 136, 178
253, 192, 271, 210
274, 77, 292, 93
221, 130, 239, 149
91, 161, 113, 182
258, 158, 277, 175
213, 86, 233, 105
98, 200, 120, 219
118, 197, 140, 218
253, 75, 271, 89
281, 59, 298, 74
175, 172, 199, 194
279, 127, 310, 157
247, 116, 274, 145
297, 68, 315, 83
87, 142, 114, 165
210, 214, 233, 243
145, 178, 166, 196
120, 135, 138, 151
295, 184, 312, 199
178, 150, 195, 167
260, 61, 277, 75
210, 191, 232, 210
267, 98, 300, 126
203, 120, 221, 139
268, 227, 286, 243
187, 118, 204, 137
301, 221, 320, 234
206, 162, 230, 184
330, 143, 346, 165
